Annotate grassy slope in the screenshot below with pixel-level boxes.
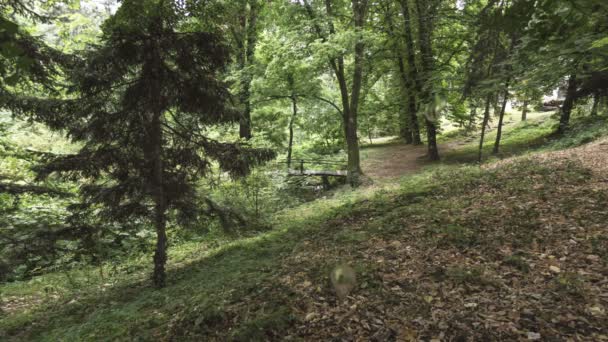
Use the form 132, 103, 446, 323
442, 112, 608, 162
2, 114, 608, 340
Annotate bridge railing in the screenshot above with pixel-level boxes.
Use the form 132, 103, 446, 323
275, 158, 347, 174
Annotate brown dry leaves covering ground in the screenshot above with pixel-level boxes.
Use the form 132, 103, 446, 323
258, 139, 608, 341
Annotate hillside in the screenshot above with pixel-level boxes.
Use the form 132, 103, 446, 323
2, 0, 608, 340
2, 115, 608, 341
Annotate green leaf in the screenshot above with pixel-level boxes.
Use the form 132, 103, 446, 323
591, 37, 608, 49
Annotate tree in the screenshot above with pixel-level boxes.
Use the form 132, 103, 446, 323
515, 0, 608, 133
10, 0, 274, 287
411, 0, 441, 161
252, 22, 322, 168
301, 0, 369, 186
378, 0, 420, 144
224, 0, 263, 140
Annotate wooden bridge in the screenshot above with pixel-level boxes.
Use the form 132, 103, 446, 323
281, 159, 347, 189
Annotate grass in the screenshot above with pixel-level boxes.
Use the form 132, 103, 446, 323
440, 112, 608, 163
2, 111, 608, 340
1, 155, 603, 340
0, 178, 399, 340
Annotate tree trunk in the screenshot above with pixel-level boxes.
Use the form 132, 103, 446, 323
346, 0, 368, 185
238, 0, 260, 140
466, 105, 477, 134
558, 74, 577, 134
383, 3, 413, 144
400, 0, 421, 145
396, 57, 413, 144
478, 94, 492, 163
521, 99, 528, 121
413, 0, 439, 160
493, 92, 501, 116
590, 91, 600, 116
148, 40, 167, 289
493, 78, 510, 155
152, 138, 167, 288
239, 92, 252, 140
399, 103, 414, 144
366, 106, 374, 144
425, 117, 440, 160
287, 96, 297, 169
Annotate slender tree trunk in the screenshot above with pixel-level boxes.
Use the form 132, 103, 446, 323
591, 91, 600, 116
493, 92, 501, 116
346, 0, 368, 185
287, 96, 297, 169
399, 102, 414, 144
408, 92, 421, 145
413, 0, 439, 160
366, 105, 373, 144
478, 94, 492, 163
400, 0, 421, 145
239, 92, 252, 140
521, 99, 528, 121
558, 74, 577, 134
397, 58, 414, 144
151, 126, 167, 288
493, 78, 510, 154
467, 105, 477, 134
148, 40, 167, 289
239, 0, 260, 140
383, 3, 413, 144
323, 0, 365, 186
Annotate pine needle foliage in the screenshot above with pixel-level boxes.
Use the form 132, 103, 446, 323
12, 0, 275, 287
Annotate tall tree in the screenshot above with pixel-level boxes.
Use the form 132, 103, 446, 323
379, 0, 420, 144
10, 0, 274, 287
411, 0, 440, 160
301, 0, 369, 185
227, 0, 262, 140
398, 0, 422, 145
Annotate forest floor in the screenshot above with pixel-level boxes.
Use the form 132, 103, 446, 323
360, 111, 552, 181
361, 142, 432, 180
3, 113, 608, 341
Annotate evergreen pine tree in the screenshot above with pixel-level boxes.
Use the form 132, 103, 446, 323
14, 0, 274, 287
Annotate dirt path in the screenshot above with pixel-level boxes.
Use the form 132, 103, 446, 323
360, 143, 429, 180
360, 140, 465, 181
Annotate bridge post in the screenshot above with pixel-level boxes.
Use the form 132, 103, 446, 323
322, 175, 330, 190
300, 160, 304, 174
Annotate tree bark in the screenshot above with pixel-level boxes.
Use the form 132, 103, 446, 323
399, 99, 414, 144
400, 0, 422, 145
478, 94, 492, 163
151, 113, 167, 288
521, 99, 528, 121
413, 0, 439, 160
558, 74, 577, 134
346, 0, 367, 186
148, 36, 167, 289
238, 0, 260, 140
467, 104, 477, 134
590, 91, 600, 116
493, 78, 510, 154
287, 95, 297, 169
